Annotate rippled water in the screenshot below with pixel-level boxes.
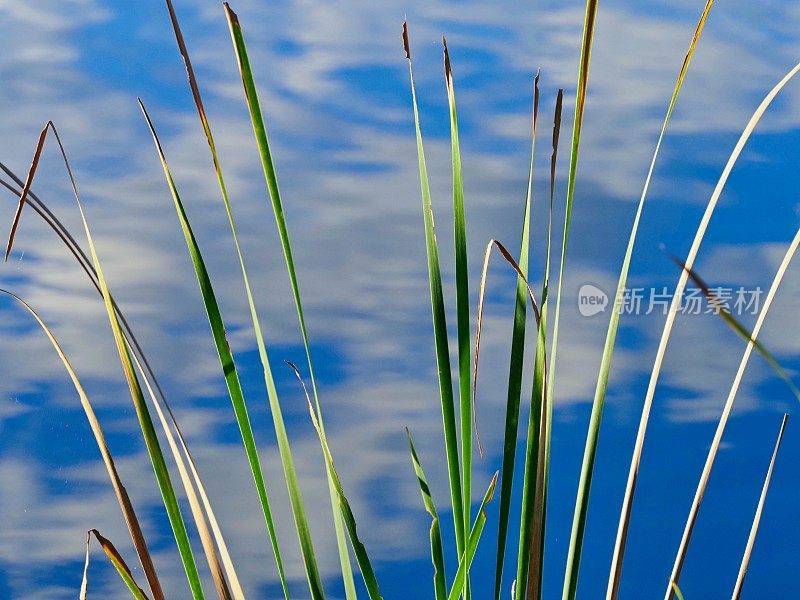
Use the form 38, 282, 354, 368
1, 0, 799, 598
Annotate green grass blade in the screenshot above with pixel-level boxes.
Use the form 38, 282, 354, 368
403, 20, 465, 559
553, 3, 718, 598
664, 227, 800, 600
406, 429, 447, 600
1, 290, 164, 600
81, 530, 150, 600
515, 89, 563, 600
516, 310, 548, 600
547, 0, 599, 408
671, 583, 685, 600
164, 2, 325, 597
39, 122, 205, 600
613, 60, 800, 600
551, 6, 600, 597
139, 103, 288, 599
288, 362, 383, 600
443, 41, 473, 595
731, 414, 789, 600
494, 73, 539, 600
447, 472, 499, 600
530, 88, 564, 600
223, 5, 354, 595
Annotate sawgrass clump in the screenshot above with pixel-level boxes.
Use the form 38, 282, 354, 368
2, 1, 798, 599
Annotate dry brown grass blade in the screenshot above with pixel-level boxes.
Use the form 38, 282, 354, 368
5, 122, 48, 260
132, 349, 235, 600
0, 161, 176, 422
81, 529, 150, 600
0, 290, 164, 600
731, 414, 789, 600
0, 141, 237, 596
473, 238, 542, 456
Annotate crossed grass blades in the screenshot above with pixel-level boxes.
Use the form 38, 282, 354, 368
1, 0, 798, 598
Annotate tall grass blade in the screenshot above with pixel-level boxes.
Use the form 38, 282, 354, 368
32, 122, 206, 599
612, 60, 800, 600
515, 89, 563, 600
446, 472, 499, 600
547, 0, 599, 422
1, 162, 240, 600
403, 20, 465, 560
493, 74, 538, 600
406, 429, 447, 600
0, 289, 164, 600
731, 414, 789, 600
531, 89, 564, 600
443, 39, 473, 598
223, 4, 354, 595
560, 3, 717, 598
164, 2, 325, 597
287, 362, 383, 600
81, 529, 150, 600
4, 123, 48, 260
664, 226, 800, 600
139, 101, 288, 599
551, 0, 600, 592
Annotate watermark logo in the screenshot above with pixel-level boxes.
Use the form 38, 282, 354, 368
576, 283, 762, 317
578, 283, 608, 317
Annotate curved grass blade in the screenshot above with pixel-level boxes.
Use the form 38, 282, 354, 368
554, 3, 718, 598
41, 122, 205, 599
494, 74, 539, 600
671, 583, 685, 600
731, 414, 789, 600
664, 227, 800, 599
406, 429, 447, 600
0, 290, 164, 600
287, 362, 383, 600
139, 101, 288, 599
164, 2, 325, 597
447, 472, 500, 600
472, 236, 545, 600
0, 163, 240, 600
81, 529, 150, 600
613, 60, 800, 600
443, 39, 473, 599
475, 238, 543, 377
515, 89, 565, 600
223, 5, 354, 595
4, 122, 48, 260
403, 20, 465, 560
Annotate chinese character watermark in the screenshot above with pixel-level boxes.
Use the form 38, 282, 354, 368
577, 284, 762, 317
